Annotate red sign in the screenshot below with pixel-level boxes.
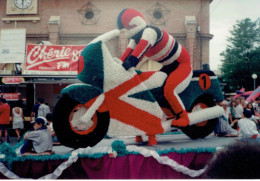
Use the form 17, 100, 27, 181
0, 93, 21, 101
24, 44, 86, 74
2, 77, 24, 84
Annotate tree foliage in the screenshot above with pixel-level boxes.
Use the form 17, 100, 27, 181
219, 18, 260, 91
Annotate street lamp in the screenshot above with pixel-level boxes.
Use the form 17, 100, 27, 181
252, 74, 257, 90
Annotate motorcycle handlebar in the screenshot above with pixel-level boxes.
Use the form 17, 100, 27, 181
89, 29, 120, 45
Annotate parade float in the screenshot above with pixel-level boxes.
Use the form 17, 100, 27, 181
0, 9, 226, 179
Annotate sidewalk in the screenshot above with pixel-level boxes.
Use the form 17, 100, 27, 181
1, 136, 20, 147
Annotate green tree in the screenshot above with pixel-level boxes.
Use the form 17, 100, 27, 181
220, 18, 260, 91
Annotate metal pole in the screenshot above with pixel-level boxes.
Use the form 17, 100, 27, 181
252, 74, 257, 90
33, 83, 36, 103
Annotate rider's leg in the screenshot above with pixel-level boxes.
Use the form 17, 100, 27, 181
163, 62, 192, 127
147, 135, 157, 146
135, 135, 143, 143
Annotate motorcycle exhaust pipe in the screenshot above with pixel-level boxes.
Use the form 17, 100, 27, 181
162, 105, 224, 132
78, 94, 105, 124
187, 105, 224, 125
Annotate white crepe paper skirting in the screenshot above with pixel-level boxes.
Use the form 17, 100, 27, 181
0, 144, 207, 179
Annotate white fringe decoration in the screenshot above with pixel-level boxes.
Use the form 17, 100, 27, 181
0, 144, 207, 179
0, 162, 20, 179
127, 145, 206, 177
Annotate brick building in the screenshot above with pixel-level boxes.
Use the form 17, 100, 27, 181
0, 0, 213, 115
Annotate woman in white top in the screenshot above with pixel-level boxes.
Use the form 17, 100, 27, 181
217, 100, 237, 136
11, 106, 25, 141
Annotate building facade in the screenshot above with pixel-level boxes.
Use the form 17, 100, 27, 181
0, 0, 213, 116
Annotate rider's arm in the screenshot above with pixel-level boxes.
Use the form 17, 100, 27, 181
120, 39, 136, 62
122, 28, 157, 70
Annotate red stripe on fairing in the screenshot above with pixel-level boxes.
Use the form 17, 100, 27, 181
105, 73, 164, 135
154, 38, 175, 62
78, 55, 85, 74
137, 71, 156, 82
146, 30, 170, 57
131, 39, 150, 59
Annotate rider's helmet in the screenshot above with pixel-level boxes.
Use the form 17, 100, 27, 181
117, 8, 146, 37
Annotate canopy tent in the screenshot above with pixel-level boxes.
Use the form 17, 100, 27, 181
246, 86, 260, 102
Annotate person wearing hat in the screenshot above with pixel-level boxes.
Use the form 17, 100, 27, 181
20, 117, 53, 155
0, 98, 10, 143
237, 109, 259, 140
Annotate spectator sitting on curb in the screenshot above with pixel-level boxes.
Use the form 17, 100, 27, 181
20, 117, 53, 155
214, 100, 238, 137
230, 97, 244, 129
237, 109, 260, 141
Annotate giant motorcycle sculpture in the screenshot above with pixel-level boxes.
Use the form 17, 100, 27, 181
53, 29, 224, 149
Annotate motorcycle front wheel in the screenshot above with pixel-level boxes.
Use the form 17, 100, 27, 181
53, 94, 110, 148
180, 94, 218, 139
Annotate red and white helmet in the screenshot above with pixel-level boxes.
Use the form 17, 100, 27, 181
117, 8, 146, 37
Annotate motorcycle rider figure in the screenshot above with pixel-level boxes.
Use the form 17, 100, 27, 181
117, 8, 193, 127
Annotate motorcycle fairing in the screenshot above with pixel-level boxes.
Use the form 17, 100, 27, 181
179, 70, 224, 110
78, 41, 105, 91
78, 40, 166, 136
61, 83, 102, 104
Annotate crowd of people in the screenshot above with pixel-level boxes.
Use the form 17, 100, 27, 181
215, 96, 260, 140
0, 97, 59, 155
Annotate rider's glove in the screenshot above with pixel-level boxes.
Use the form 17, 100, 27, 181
122, 55, 139, 70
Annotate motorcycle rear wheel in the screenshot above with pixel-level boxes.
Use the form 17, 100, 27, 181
53, 94, 110, 148
180, 94, 218, 139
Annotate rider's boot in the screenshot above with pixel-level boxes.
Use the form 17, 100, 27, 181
148, 135, 157, 146
171, 110, 190, 127
135, 136, 143, 143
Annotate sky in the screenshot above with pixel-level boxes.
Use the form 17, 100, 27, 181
209, 0, 260, 71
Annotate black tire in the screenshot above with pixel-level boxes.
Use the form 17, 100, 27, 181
53, 94, 110, 148
180, 94, 217, 139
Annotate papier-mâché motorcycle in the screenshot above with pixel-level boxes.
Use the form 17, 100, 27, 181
53, 30, 224, 148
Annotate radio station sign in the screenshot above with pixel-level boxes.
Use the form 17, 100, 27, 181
0, 93, 21, 101
24, 44, 86, 75
2, 77, 24, 84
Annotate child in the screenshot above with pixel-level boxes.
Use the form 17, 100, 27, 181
46, 113, 59, 144
20, 117, 53, 155
237, 109, 259, 141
